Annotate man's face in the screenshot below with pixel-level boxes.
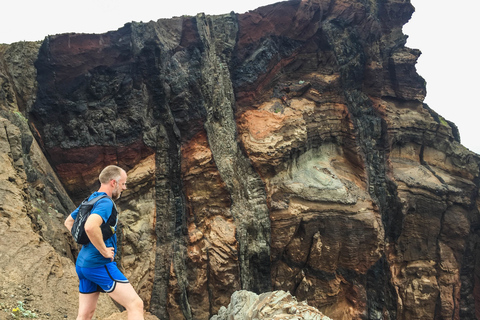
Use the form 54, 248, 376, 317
112, 171, 127, 200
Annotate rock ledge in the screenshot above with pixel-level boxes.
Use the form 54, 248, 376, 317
211, 290, 332, 320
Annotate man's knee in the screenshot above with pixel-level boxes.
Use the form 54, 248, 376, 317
133, 296, 144, 311
77, 309, 95, 320
125, 295, 143, 312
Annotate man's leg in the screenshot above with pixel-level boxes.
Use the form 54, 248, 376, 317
108, 282, 144, 320
77, 292, 100, 320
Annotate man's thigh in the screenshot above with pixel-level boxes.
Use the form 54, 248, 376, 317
108, 282, 141, 308
78, 292, 100, 318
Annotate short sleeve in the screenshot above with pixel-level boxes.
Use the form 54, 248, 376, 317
90, 198, 113, 223
70, 206, 80, 219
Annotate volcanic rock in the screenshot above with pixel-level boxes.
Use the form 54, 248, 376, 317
0, 0, 479, 319
210, 290, 332, 320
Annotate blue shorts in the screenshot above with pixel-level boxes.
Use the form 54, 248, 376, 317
76, 262, 128, 294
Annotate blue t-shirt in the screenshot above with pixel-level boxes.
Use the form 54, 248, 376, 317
71, 192, 118, 268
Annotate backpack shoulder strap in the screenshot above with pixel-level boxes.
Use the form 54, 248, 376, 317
101, 197, 118, 240
84, 194, 110, 206
86, 194, 116, 222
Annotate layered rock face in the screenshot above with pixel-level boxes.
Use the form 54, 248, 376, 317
1, 0, 479, 319
0, 42, 120, 319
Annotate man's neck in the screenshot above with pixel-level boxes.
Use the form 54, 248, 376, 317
97, 186, 112, 198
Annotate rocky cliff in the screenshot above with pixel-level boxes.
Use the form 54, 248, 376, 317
1, 0, 479, 319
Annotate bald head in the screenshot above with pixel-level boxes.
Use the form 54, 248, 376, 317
99, 165, 125, 184
97, 165, 128, 200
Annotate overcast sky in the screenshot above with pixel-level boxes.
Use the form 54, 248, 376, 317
1, 0, 478, 154
404, 0, 479, 154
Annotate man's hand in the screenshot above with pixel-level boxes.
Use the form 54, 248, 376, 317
101, 247, 115, 261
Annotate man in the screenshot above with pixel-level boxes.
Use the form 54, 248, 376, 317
65, 165, 144, 320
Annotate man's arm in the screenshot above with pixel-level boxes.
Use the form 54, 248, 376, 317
64, 215, 74, 232
85, 214, 115, 261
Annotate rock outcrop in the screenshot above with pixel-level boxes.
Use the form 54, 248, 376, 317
1, 0, 479, 319
210, 290, 332, 320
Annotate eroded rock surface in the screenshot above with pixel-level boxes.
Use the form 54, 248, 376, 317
1, 0, 480, 319
0, 113, 120, 319
210, 290, 332, 320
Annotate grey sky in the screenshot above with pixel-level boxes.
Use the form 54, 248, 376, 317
404, 0, 479, 154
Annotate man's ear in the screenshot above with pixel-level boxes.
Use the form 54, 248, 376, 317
110, 179, 117, 188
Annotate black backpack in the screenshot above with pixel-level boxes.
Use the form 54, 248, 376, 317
71, 195, 118, 245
